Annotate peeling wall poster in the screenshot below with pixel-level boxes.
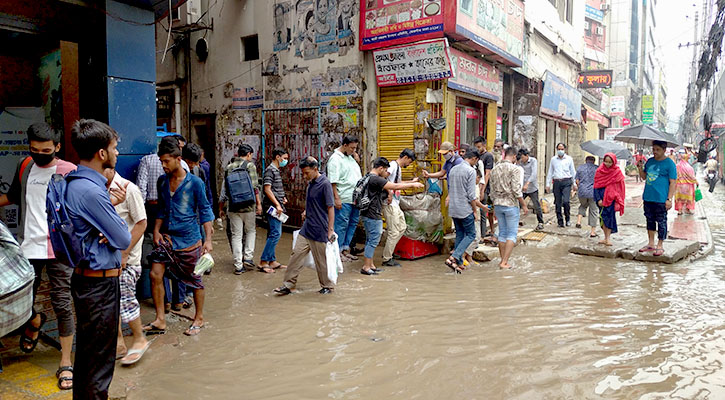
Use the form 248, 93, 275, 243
273, 2, 292, 52
314, 0, 339, 57
292, 0, 357, 58
232, 88, 264, 110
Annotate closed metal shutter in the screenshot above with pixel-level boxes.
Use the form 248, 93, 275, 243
377, 85, 416, 162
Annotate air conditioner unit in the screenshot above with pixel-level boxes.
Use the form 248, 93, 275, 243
596, 26, 604, 35
172, 0, 201, 26
187, 0, 200, 19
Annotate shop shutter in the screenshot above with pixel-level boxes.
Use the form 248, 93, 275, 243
377, 85, 416, 162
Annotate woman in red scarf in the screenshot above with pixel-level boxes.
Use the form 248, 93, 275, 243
593, 153, 625, 246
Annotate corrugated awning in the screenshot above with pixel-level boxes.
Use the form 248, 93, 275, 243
115, 0, 187, 21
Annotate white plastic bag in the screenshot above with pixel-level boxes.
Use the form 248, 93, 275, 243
325, 239, 343, 285
292, 230, 315, 269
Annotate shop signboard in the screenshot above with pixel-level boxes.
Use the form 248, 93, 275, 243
577, 70, 613, 89
623, 118, 631, 126
447, 48, 502, 101
642, 95, 654, 124
360, 0, 445, 50
454, 107, 461, 148
448, 0, 524, 67
585, 5, 604, 22
604, 128, 623, 141
540, 71, 582, 122
373, 38, 453, 87
585, 106, 609, 127
610, 95, 625, 117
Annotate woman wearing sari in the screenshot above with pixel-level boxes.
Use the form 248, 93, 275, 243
593, 153, 626, 246
674, 153, 697, 214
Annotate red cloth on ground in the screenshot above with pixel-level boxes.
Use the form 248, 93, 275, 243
594, 153, 626, 215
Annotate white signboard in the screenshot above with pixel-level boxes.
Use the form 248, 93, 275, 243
604, 128, 623, 141
610, 96, 625, 117
373, 39, 453, 87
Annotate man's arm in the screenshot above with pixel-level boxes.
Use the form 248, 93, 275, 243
264, 184, 283, 212
425, 169, 446, 179
331, 183, 342, 209
546, 158, 554, 189
82, 190, 131, 251
196, 179, 215, 253
121, 219, 146, 267
637, 161, 647, 180
383, 181, 424, 191
666, 179, 676, 209
327, 205, 335, 241
569, 159, 577, 186
153, 218, 163, 246
136, 157, 149, 201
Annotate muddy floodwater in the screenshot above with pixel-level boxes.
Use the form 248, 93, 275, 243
119, 189, 725, 399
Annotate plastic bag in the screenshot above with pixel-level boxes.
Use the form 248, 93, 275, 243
427, 178, 443, 195
292, 230, 315, 269
399, 194, 444, 243
193, 253, 215, 276
695, 187, 703, 202
325, 239, 343, 285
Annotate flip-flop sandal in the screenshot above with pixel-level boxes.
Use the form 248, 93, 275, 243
345, 254, 359, 261
653, 248, 665, 256
444, 257, 462, 274
116, 348, 127, 360
19, 312, 46, 354
590, 233, 599, 237
270, 263, 287, 270
639, 246, 655, 253
142, 323, 166, 335
56, 366, 73, 390
257, 265, 276, 273
121, 341, 152, 366
184, 324, 204, 336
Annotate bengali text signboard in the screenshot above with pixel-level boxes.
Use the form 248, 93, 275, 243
447, 48, 502, 101
604, 128, 623, 141
642, 95, 654, 124
610, 96, 625, 117
577, 70, 613, 88
540, 71, 582, 122
360, 0, 445, 50
449, 0, 524, 67
373, 39, 452, 87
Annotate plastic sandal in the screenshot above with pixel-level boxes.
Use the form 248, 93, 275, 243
19, 313, 46, 354
56, 366, 73, 390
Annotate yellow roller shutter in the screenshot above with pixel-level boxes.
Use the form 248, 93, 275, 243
378, 85, 416, 161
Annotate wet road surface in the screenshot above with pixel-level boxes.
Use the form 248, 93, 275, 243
111, 181, 725, 399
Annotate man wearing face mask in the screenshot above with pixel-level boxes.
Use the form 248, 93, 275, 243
546, 143, 577, 227
0, 122, 77, 391
422, 141, 463, 181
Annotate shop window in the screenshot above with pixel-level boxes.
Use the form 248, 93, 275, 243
240, 35, 259, 61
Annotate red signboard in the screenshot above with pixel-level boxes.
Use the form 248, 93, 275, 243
585, 105, 609, 127
455, 107, 461, 148
577, 70, 613, 88
360, 0, 445, 50
623, 118, 631, 126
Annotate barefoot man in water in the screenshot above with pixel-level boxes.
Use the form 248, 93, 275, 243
489, 147, 528, 268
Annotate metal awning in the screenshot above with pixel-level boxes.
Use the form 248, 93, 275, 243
115, 0, 187, 20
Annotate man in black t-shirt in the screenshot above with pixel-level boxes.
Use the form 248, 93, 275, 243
360, 157, 423, 275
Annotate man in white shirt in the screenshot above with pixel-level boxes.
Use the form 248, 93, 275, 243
105, 169, 150, 366
382, 149, 418, 267
546, 143, 577, 227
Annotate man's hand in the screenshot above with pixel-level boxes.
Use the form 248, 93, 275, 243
276, 205, 284, 216
334, 197, 342, 210
121, 252, 128, 269
202, 240, 213, 255
302, 210, 306, 221
98, 232, 108, 245
153, 231, 163, 247
597, 200, 603, 207
256, 204, 263, 215
523, 182, 529, 192
411, 177, 419, 183
521, 206, 529, 215
109, 181, 129, 206
572, 184, 578, 192
445, 196, 450, 207
328, 230, 336, 243
411, 182, 424, 189
545, 186, 551, 194
387, 196, 392, 205
422, 170, 430, 178
283, 197, 288, 205
665, 199, 672, 210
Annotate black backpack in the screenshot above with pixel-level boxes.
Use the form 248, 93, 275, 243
352, 174, 372, 211
226, 161, 255, 212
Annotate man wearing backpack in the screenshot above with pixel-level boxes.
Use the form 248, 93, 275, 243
63, 119, 131, 399
358, 157, 423, 275
0, 122, 77, 390
219, 144, 262, 275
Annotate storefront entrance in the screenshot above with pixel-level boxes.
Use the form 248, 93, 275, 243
455, 96, 487, 147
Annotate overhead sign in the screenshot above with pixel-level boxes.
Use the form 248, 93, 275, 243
449, 0, 524, 67
604, 128, 623, 141
610, 96, 625, 117
447, 48, 502, 101
642, 95, 654, 124
360, 0, 445, 50
623, 118, 631, 126
578, 70, 613, 88
585, 105, 609, 127
540, 71, 582, 122
585, 5, 604, 22
373, 39, 453, 87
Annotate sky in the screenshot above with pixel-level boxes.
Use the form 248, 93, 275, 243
657, 1, 707, 131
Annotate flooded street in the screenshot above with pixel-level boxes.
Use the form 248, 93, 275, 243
118, 186, 725, 400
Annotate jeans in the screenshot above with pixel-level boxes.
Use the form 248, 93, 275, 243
553, 180, 572, 225
228, 211, 256, 268
523, 190, 544, 224
452, 214, 476, 264
261, 215, 282, 262
71, 274, 119, 400
495, 205, 520, 242
362, 217, 383, 259
334, 203, 360, 251
643, 201, 668, 240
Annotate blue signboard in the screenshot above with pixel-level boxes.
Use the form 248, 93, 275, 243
585, 5, 604, 22
540, 71, 582, 122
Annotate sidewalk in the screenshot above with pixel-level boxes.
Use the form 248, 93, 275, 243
567, 177, 711, 263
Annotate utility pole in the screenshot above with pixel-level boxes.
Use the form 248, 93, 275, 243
681, 10, 699, 143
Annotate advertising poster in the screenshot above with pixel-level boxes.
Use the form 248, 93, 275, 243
360, 0, 444, 50
604, 128, 623, 141
642, 95, 654, 124
540, 71, 582, 122
610, 96, 625, 117
373, 38, 453, 86
232, 88, 264, 110
292, 0, 355, 59
453, 0, 524, 66
448, 48, 502, 101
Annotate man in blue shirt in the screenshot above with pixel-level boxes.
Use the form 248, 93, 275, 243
637, 140, 677, 256
65, 119, 131, 400
275, 157, 336, 295
145, 138, 214, 337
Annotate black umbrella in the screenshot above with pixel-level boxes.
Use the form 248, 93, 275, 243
580, 140, 632, 160
613, 124, 681, 147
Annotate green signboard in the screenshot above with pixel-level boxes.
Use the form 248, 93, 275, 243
642, 95, 654, 124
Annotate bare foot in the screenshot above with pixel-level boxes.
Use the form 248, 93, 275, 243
598, 239, 613, 246
499, 262, 512, 269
